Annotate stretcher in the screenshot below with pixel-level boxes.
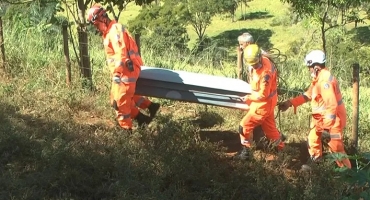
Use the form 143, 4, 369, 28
135, 66, 270, 144
135, 66, 252, 111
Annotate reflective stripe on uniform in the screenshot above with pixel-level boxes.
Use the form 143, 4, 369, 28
128, 50, 140, 56
112, 76, 137, 83
118, 114, 131, 120
135, 97, 145, 107
312, 98, 343, 112
329, 133, 341, 139
313, 105, 326, 112
325, 114, 336, 120
338, 99, 343, 105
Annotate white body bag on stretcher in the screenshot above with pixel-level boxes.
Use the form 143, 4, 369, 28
135, 66, 252, 111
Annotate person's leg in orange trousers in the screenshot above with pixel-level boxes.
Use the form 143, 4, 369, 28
303, 121, 351, 170
327, 113, 351, 169
133, 95, 151, 109
132, 95, 161, 118
110, 82, 135, 130
234, 108, 284, 160
326, 133, 352, 168
260, 112, 285, 150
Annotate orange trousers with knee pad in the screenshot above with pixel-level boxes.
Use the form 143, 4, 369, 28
110, 81, 136, 130
308, 116, 351, 168
239, 106, 284, 150
110, 65, 142, 129
130, 95, 153, 118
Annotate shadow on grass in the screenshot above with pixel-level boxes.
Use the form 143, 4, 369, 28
199, 128, 311, 169
238, 11, 274, 21
0, 103, 350, 199
190, 110, 225, 129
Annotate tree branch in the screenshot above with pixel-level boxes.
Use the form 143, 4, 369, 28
64, 0, 78, 24
2, 0, 56, 4
109, 2, 118, 20
117, 2, 130, 20
84, 0, 91, 8
324, 18, 361, 33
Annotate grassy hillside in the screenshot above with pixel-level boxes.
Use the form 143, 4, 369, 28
1, 0, 370, 199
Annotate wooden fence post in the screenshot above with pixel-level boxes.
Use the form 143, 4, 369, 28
134, 33, 141, 56
352, 63, 360, 150
237, 47, 243, 80
62, 23, 71, 86
0, 16, 5, 71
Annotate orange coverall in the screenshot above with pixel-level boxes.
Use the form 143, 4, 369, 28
240, 56, 284, 150
103, 20, 152, 129
290, 68, 351, 168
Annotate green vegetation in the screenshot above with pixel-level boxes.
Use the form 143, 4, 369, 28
1, 0, 370, 199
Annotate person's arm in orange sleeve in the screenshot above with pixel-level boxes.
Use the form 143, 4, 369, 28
245, 72, 272, 102
289, 83, 313, 107
110, 24, 130, 70
320, 81, 337, 130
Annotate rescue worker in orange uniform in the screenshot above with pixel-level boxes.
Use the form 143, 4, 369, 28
237, 32, 270, 81
279, 50, 351, 170
87, 4, 160, 131
234, 44, 285, 160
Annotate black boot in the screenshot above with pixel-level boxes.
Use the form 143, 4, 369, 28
233, 146, 251, 160
148, 102, 161, 118
301, 157, 322, 171
134, 112, 152, 127
281, 133, 287, 141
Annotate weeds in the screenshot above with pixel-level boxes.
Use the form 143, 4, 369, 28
1, 0, 370, 199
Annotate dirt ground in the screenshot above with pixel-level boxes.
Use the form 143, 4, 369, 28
198, 126, 311, 170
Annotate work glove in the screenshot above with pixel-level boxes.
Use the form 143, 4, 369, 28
241, 95, 251, 105
278, 100, 292, 112
321, 129, 331, 144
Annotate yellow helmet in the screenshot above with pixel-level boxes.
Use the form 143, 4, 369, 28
243, 44, 261, 66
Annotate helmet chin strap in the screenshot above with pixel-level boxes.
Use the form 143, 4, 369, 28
311, 66, 321, 78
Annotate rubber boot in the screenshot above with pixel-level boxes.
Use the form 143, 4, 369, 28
281, 133, 287, 141
233, 146, 251, 160
301, 157, 322, 171
148, 102, 161, 118
134, 112, 152, 127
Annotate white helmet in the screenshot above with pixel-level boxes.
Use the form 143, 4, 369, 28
304, 50, 326, 67
238, 32, 254, 43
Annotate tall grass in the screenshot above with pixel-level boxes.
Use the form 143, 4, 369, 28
1, 4, 370, 199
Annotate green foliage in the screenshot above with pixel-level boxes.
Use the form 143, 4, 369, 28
2, 0, 370, 198
4, 0, 63, 32
186, 0, 221, 40
326, 153, 370, 199
94, 0, 156, 18
128, 1, 190, 52
218, 0, 239, 17
281, 0, 370, 52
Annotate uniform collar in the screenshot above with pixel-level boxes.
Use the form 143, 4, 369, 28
102, 20, 117, 38
312, 68, 329, 83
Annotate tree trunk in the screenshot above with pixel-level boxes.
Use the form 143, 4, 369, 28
0, 17, 5, 71
135, 33, 141, 56
62, 23, 71, 86
321, 3, 329, 53
77, 0, 92, 90
321, 22, 326, 53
